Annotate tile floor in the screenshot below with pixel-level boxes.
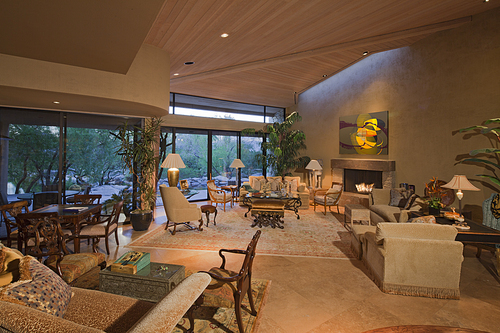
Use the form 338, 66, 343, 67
80, 203, 500, 333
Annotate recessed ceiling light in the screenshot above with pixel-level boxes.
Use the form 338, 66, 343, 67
173, 73, 179, 76
184, 61, 195, 65
484, 0, 489, 2
53, 101, 60, 104
322, 74, 328, 78
363, 51, 369, 56
220, 33, 229, 38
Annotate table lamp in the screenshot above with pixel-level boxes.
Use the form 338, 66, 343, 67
161, 153, 186, 187
442, 175, 480, 217
230, 158, 245, 188
306, 159, 323, 189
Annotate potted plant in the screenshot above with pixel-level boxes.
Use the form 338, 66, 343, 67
112, 117, 162, 231
103, 188, 134, 222
243, 111, 309, 179
424, 177, 446, 216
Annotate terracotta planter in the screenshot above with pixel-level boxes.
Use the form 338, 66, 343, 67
130, 210, 153, 231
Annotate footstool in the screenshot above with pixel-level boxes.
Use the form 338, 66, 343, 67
350, 225, 377, 260
201, 205, 217, 226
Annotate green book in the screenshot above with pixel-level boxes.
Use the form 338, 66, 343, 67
111, 251, 150, 274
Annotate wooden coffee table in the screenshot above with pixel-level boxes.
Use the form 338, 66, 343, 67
242, 192, 301, 219
99, 262, 185, 302
344, 204, 371, 230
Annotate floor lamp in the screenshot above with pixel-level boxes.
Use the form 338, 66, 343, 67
306, 160, 323, 190
230, 158, 245, 189
161, 153, 186, 187
442, 175, 480, 217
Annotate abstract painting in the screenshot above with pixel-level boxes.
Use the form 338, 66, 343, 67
339, 111, 388, 155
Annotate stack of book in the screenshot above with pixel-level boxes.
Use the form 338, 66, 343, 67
110, 251, 150, 274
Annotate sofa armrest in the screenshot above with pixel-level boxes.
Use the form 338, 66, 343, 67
128, 272, 211, 333
0, 301, 103, 333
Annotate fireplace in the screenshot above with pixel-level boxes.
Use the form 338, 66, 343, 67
330, 159, 395, 206
344, 169, 383, 193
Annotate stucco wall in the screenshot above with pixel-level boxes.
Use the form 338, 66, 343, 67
296, 7, 500, 211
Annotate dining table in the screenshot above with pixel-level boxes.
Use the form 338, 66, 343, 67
31, 204, 102, 253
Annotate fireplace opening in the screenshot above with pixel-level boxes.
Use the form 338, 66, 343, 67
344, 169, 383, 193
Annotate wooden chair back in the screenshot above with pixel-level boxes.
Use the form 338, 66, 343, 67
15, 212, 59, 253
0, 200, 30, 248
74, 194, 102, 205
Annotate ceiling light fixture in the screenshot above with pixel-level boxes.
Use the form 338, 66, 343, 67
53, 101, 60, 104
363, 51, 369, 56
173, 73, 179, 76
484, 0, 489, 2
322, 74, 328, 78
184, 61, 195, 65
220, 33, 229, 38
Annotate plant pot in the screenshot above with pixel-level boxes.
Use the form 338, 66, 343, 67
428, 207, 441, 216
130, 210, 153, 231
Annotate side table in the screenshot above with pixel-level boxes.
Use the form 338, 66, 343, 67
344, 204, 371, 230
99, 262, 185, 302
201, 204, 217, 226
221, 185, 238, 204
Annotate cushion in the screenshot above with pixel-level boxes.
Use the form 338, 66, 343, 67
403, 193, 418, 210
314, 196, 338, 205
267, 177, 281, 191
0, 256, 72, 317
410, 215, 437, 224
375, 222, 458, 244
327, 185, 342, 194
370, 204, 402, 222
389, 188, 411, 207
46, 253, 105, 284
0, 247, 23, 287
491, 194, 500, 219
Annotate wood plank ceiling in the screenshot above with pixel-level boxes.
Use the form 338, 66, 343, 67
145, 0, 499, 108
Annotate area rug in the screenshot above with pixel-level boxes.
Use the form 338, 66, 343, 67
127, 206, 354, 259
70, 265, 270, 333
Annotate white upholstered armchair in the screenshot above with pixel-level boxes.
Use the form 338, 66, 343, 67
159, 185, 203, 235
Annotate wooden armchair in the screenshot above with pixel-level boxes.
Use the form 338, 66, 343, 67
28, 215, 105, 284
15, 212, 62, 254
207, 179, 232, 211
73, 194, 102, 204
313, 182, 343, 215
78, 200, 123, 254
0, 200, 29, 249
201, 230, 261, 333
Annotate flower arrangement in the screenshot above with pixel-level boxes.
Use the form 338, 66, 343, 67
425, 177, 446, 209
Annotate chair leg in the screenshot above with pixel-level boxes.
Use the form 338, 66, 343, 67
165, 220, 170, 230
198, 218, 203, 231
233, 292, 245, 333
114, 229, 119, 246
186, 294, 204, 333
323, 204, 326, 215
246, 283, 257, 316
105, 236, 110, 255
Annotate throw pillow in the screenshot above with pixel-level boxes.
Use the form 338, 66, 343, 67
0, 256, 72, 317
251, 178, 261, 191
268, 178, 281, 191
410, 215, 437, 224
286, 179, 298, 192
389, 188, 411, 207
403, 193, 418, 210
491, 194, 500, 219
0, 247, 23, 287
327, 184, 342, 194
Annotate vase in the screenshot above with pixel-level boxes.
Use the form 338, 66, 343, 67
428, 207, 441, 216
130, 210, 153, 231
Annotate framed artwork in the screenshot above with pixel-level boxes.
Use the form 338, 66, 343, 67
180, 179, 189, 190
339, 111, 388, 155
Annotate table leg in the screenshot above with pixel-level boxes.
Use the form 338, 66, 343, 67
213, 209, 217, 226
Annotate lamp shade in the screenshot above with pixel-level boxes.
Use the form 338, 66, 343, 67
160, 153, 186, 169
306, 159, 322, 171
442, 175, 480, 191
230, 158, 245, 169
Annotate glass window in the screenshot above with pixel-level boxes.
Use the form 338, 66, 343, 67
212, 131, 238, 187
241, 135, 264, 182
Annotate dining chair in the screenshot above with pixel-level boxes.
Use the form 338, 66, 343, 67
207, 179, 233, 212
15, 212, 61, 254
78, 200, 123, 254
73, 194, 102, 204
0, 200, 30, 249
200, 230, 261, 333
28, 215, 106, 284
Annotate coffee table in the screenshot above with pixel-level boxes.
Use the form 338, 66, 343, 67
242, 192, 301, 219
99, 262, 185, 302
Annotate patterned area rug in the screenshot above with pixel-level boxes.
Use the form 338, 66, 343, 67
71, 266, 270, 333
127, 206, 354, 259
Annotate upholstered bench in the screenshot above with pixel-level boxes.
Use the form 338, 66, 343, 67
350, 225, 377, 260
250, 199, 285, 229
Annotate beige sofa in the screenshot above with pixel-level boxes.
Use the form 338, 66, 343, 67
239, 175, 310, 210
362, 223, 464, 299
369, 188, 424, 223
0, 245, 211, 333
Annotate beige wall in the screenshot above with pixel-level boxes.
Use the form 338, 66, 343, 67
0, 44, 170, 117
296, 7, 500, 211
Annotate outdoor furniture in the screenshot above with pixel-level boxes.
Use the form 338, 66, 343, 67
28, 216, 106, 284
159, 185, 203, 235
78, 200, 123, 255
33, 191, 59, 210
313, 182, 343, 215
200, 204, 217, 226
207, 179, 233, 211
201, 230, 261, 333
0, 200, 29, 249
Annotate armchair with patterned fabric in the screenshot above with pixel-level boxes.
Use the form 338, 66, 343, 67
313, 182, 343, 215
